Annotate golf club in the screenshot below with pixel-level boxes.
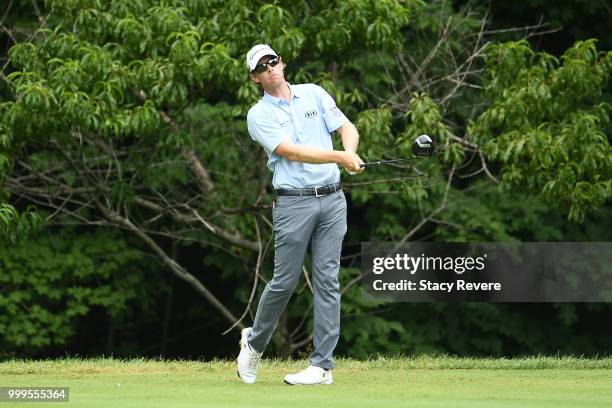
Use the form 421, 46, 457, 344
359, 134, 434, 168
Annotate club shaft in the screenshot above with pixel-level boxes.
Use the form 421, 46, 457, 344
361, 158, 416, 167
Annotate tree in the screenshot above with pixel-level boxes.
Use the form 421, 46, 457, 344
0, 0, 610, 357
0, 227, 165, 356
0, 0, 422, 354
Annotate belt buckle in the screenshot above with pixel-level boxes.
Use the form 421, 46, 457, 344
314, 186, 323, 197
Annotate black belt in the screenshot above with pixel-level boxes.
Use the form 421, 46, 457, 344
276, 182, 342, 197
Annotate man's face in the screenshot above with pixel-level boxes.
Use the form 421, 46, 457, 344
250, 55, 284, 87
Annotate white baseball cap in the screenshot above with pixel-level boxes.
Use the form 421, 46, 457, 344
246, 44, 278, 71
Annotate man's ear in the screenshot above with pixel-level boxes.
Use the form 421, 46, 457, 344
250, 73, 260, 84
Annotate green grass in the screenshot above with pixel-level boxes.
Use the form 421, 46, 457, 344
1, 356, 611, 407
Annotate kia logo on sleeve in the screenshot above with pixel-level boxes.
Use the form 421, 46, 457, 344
305, 110, 318, 118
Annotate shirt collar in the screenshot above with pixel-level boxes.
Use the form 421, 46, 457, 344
262, 83, 301, 105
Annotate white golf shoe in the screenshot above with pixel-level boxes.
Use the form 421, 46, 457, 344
236, 327, 262, 384
284, 365, 333, 385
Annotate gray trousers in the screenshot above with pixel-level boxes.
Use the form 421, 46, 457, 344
248, 190, 347, 370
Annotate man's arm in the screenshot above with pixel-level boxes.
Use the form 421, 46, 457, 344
336, 121, 360, 153
274, 139, 363, 172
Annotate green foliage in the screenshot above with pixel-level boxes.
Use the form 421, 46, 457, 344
0, 0, 610, 359
434, 181, 560, 242
0, 0, 424, 239
0, 227, 160, 354
339, 267, 409, 357
0, 204, 42, 244
342, 185, 612, 357
470, 40, 611, 222
354, 107, 392, 159
0, 0, 427, 358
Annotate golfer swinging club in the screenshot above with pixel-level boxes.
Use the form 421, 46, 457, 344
236, 44, 364, 385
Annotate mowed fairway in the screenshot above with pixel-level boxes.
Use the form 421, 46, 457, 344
1, 357, 611, 408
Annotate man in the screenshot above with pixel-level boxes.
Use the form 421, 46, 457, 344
237, 44, 364, 385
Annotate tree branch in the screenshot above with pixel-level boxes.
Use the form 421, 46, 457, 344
98, 204, 242, 328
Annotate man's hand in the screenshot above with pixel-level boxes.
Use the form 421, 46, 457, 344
340, 151, 365, 174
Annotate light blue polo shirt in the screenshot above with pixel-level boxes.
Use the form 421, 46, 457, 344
247, 83, 348, 189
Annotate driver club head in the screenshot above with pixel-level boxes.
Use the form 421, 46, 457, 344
412, 134, 434, 156
357, 134, 435, 170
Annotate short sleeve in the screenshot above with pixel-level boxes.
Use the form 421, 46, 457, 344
247, 107, 288, 155
316, 86, 348, 133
